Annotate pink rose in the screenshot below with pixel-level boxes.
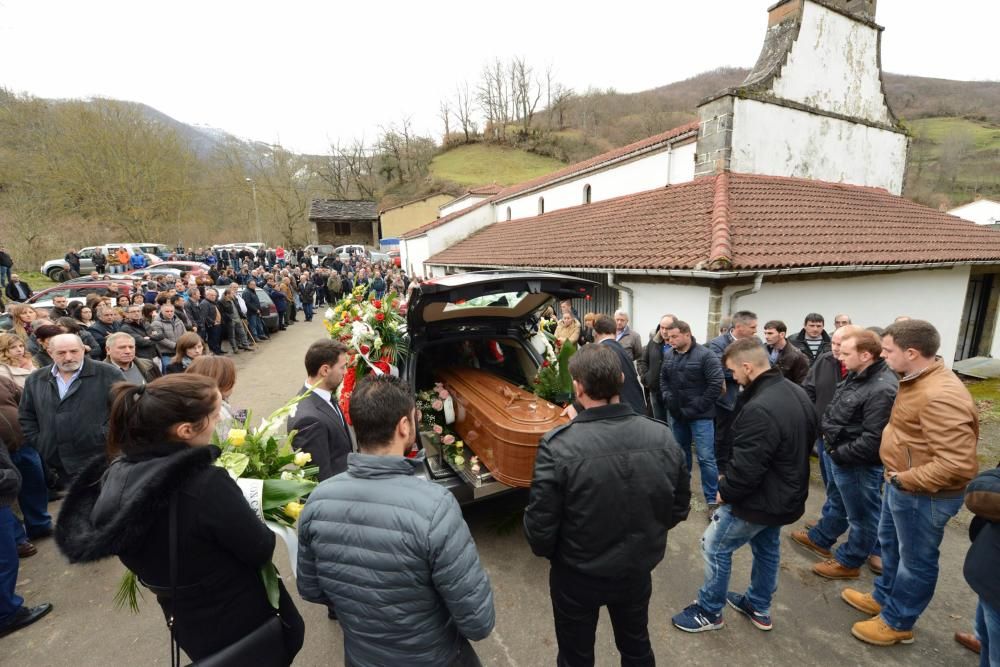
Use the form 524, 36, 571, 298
431, 399, 443, 411
442, 435, 455, 445
432, 424, 443, 434
437, 389, 450, 399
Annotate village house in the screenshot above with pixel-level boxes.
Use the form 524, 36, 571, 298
950, 198, 1000, 227
438, 184, 502, 218
379, 192, 455, 240
308, 199, 380, 247
400, 0, 1000, 365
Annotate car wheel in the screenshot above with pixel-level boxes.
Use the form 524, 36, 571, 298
47, 267, 66, 281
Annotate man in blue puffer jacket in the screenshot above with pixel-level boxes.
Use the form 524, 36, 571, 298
297, 375, 495, 667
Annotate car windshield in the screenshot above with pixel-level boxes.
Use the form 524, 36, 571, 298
441, 291, 529, 312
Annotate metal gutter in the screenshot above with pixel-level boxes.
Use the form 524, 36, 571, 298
426, 260, 1000, 279
728, 273, 764, 315
607, 272, 635, 320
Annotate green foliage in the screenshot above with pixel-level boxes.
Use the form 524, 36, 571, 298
533, 336, 576, 404
113, 569, 142, 613
430, 144, 564, 186
260, 563, 281, 610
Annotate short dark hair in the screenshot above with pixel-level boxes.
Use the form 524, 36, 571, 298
883, 319, 940, 358
764, 320, 787, 334
732, 310, 757, 326
305, 340, 348, 377
804, 312, 825, 325
722, 338, 769, 368
349, 375, 415, 451
567, 344, 622, 401
666, 320, 691, 335
592, 314, 616, 336
33, 324, 65, 342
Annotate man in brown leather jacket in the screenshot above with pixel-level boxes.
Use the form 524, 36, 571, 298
842, 319, 979, 647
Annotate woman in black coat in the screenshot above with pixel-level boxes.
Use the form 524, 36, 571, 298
55, 375, 304, 663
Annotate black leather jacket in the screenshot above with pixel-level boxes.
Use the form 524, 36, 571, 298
524, 403, 690, 578
821, 358, 898, 467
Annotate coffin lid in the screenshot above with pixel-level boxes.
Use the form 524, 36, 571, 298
408, 271, 596, 331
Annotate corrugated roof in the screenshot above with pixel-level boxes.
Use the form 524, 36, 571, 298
309, 199, 378, 221
427, 173, 1000, 272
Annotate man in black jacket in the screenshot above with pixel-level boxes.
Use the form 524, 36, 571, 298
119, 305, 158, 360
593, 315, 645, 414
789, 313, 832, 365
287, 340, 353, 481
637, 314, 674, 422
242, 280, 269, 341
963, 462, 1000, 664
200, 288, 224, 355
802, 325, 853, 486
660, 320, 724, 508
526, 344, 690, 666
4, 274, 33, 303
791, 330, 897, 580
673, 338, 816, 634
88, 304, 120, 359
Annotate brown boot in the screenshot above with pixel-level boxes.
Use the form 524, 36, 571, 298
841, 588, 882, 616
868, 555, 883, 575
17, 541, 37, 558
955, 631, 981, 654
851, 616, 914, 646
813, 559, 861, 580
789, 529, 832, 559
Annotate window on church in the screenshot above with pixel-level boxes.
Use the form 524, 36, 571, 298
538, 197, 545, 215
583, 184, 592, 204
506, 207, 512, 221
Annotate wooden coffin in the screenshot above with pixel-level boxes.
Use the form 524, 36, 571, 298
435, 367, 567, 488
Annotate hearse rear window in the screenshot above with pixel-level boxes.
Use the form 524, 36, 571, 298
441, 292, 528, 312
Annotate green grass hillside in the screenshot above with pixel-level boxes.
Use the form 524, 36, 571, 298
430, 144, 565, 187
905, 117, 1000, 207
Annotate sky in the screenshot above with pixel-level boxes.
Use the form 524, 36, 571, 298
1, 0, 997, 155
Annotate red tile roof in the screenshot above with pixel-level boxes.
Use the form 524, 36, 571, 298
468, 183, 502, 195
427, 173, 1000, 272
493, 121, 699, 202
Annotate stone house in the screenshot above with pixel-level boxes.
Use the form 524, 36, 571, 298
308, 199, 379, 247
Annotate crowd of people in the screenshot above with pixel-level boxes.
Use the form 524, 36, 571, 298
1, 273, 999, 667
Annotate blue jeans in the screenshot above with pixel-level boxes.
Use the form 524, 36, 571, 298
671, 418, 718, 503
815, 438, 829, 486
302, 302, 314, 321
0, 506, 24, 625
808, 451, 883, 569
0, 265, 9, 287
976, 599, 1000, 667
248, 313, 267, 339
873, 485, 962, 630
10, 446, 52, 538
697, 504, 782, 615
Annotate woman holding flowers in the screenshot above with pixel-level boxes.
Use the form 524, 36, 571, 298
55, 375, 304, 663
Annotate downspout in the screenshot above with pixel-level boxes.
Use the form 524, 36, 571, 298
607, 272, 633, 320
728, 273, 764, 315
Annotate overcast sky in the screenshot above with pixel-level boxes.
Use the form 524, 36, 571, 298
1, 0, 997, 155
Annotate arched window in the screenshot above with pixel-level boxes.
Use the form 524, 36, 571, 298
538, 197, 545, 215
583, 184, 592, 204
506, 206, 512, 221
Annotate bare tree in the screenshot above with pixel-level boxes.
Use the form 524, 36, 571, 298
510, 56, 542, 134
439, 99, 452, 143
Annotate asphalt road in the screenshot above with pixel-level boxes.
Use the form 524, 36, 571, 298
6, 317, 982, 665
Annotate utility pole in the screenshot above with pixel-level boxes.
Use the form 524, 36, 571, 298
246, 177, 263, 243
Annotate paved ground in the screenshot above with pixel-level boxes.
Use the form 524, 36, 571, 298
6, 317, 984, 665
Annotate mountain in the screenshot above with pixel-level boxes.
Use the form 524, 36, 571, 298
130, 102, 235, 158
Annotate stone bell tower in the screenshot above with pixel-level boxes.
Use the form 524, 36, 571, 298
694, 0, 908, 194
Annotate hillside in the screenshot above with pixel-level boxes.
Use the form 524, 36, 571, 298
429, 144, 565, 187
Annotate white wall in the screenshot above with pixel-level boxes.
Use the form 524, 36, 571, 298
731, 98, 908, 194
950, 200, 1000, 226
773, 1, 892, 124
727, 266, 972, 367
439, 194, 489, 219
622, 280, 714, 345
497, 141, 696, 222
401, 235, 431, 278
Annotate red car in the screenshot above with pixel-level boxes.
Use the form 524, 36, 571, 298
387, 250, 401, 267
27, 279, 136, 309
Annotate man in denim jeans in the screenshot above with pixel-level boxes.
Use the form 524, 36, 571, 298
672, 338, 816, 633
660, 321, 724, 512
842, 320, 979, 646
790, 329, 897, 579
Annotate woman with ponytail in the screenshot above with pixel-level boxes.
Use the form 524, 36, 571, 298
55, 375, 304, 663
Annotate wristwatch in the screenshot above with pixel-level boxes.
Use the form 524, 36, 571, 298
889, 474, 903, 490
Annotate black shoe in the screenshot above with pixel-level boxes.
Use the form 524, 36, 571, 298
27, 526, 53, 540
327, 606, 338, 621
0, 603, 54, 638
259, 336, 270, 340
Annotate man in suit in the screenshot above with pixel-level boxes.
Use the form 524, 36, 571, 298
592, 315, 646, 415
288, 340, 353, 481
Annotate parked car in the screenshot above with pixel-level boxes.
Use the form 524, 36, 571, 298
126, 261, 210, 279
254, 288, 280, 333
387, 249, 401, 267
369, 251, 391, 264
27, 279, 136, 310
40, 243, 166, 280
403, 271, 595, 504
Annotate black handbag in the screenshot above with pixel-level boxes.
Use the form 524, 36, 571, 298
167, 491, 289, 667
